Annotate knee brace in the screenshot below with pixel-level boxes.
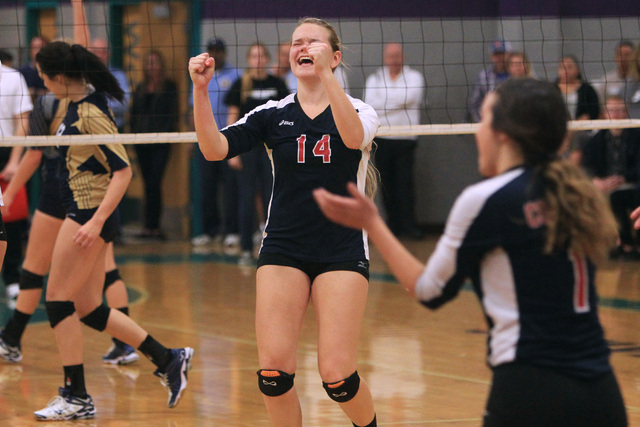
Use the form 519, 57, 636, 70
257, 369, 295, 397
103, 268, 122, 293
20, 269, 44, 290
323, 371, 361, 403
45, 301, 75, 328
80, 304, 111, 331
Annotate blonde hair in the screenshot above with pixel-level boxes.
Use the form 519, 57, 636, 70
294, 17, 378, 198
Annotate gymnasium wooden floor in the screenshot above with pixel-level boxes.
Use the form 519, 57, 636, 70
0, 235, 638, 426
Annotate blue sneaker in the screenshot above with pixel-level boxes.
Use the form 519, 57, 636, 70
102, 342, 140, 365
153, 347, 194, 408
34, 387, 95, 421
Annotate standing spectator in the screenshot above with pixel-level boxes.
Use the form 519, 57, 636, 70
0, 62, 32, 304
467, 39, 511, 122
225, 42, 289, 264
271, 41, 297, 92
506, 51, 535, 79
130, 50, 178, 240
623, 45, 640, 119
364, 42, 425, 239
556, 55, 600, 165
190, 38, 242, 247
18, 36, 49, 102
314, 78, 627, 427
581, 95, 640, 260
593, 41, 635, 105
90, 38, 131, 132
0, 49, 14, 68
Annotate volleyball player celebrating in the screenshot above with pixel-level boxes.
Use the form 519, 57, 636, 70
190, 18, 379, 427
314, 78, 628, 426
32, 41, 192, 421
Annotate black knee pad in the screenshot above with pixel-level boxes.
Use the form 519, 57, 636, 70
257, 369, 295, 397
103, 268, 122, 293
323, 371, 361, 403
20, 269, 44, 290
45, 301, 75, 328
80, 304, 111, 331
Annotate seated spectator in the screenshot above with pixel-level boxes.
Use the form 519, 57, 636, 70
507, 51, 536, 79
581, 95, 640, 259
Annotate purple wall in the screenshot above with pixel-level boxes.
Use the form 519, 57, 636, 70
202, 0, 640, 19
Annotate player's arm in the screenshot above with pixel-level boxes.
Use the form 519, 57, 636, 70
313, 183, 425, 296
189, 53, 229, 161
2, 149, 42, 208
71, 0, 90, 47
309, 42, 364, 149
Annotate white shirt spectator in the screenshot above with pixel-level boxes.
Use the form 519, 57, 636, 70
0, 64, 33, 137
364, 65, 424, 140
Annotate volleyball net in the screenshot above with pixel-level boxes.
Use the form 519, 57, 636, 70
1, 1, 640, 146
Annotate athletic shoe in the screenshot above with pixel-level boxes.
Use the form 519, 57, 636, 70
153, 347, 194, 408
223, 233, 240, 247
191, 234, 212, 246
102, 342, 140, 365
0, 336, 22, 362
33, 387, 96, 421
238, 251, 255, 266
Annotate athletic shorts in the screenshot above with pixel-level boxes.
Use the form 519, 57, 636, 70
257, 253, 369, 282
66, 207, 120, 243
483, 362, 627, 427
37, 179, 67, 220
0, 212, 7, 241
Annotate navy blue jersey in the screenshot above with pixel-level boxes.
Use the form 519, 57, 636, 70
222, 93, 380, 262
415, 167, 612, 379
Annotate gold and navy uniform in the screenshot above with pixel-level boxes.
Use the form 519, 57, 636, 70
222, 93, 380, 263
53, 92, 129, 212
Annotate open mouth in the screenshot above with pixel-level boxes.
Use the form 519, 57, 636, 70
298, 56, 313, 65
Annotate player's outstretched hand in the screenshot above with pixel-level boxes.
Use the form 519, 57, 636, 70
189, 53, 215, 88
631, 206, 640, 230
313, 182, 378, 231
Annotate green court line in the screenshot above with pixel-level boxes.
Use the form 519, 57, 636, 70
115, 251, 640, 312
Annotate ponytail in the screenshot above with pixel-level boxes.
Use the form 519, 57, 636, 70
538, 159, 617, 264
36, 41, 124, 102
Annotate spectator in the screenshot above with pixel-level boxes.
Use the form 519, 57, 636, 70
90, 38, 131, 132
581, 95, 640, 260
0, 62, 32, 304
467, 39, 511, 122
271, 41, 297, 92
593, 41, 635, 105
130, 50, 179, 240
622, 44, 640, 119
556, 55, 600, 165
0, 49, 14, 68
18, 36, 49, 102
364, 42, 425, 239
190, 38, 242, 247
224, 42, 289, 264
506, 51, 535, 79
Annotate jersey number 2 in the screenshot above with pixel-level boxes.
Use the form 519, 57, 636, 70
297, 134, 331, 163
